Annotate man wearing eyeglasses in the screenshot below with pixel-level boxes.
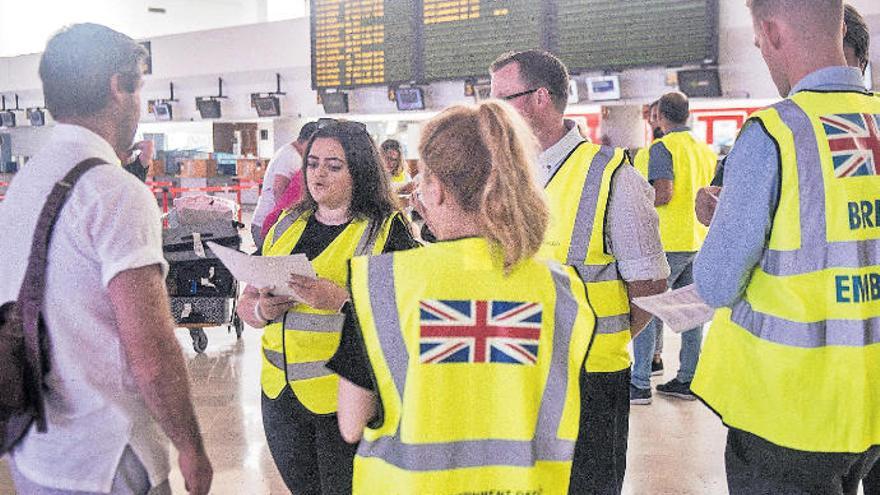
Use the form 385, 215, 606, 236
490, 50, 669, 495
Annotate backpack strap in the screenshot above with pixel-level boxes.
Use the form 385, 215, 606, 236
16, 157, 109, 431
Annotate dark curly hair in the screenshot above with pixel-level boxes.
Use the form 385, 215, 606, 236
289, 121, 397, 237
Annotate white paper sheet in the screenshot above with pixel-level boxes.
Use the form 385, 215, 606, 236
631, 284, 715, 333
206, 241, 316, 297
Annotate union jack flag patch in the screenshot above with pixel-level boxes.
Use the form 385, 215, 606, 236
819, 113, 880, 178
418, 299, 543, 365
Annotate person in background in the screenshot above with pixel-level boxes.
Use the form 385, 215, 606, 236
0, 23, 211, 495
490, 49, 668, 494
251, 121, 318, 248
236, 121, 417, 494
122, 139, 154, 183
691, 1, 879, 493
330, 99, 596, 494
695, 1, 871, 228
631, 91, 716, 404
843, 5, 878, 494
633, 100, 664, 179
379, 138, 412, 192
632, 99, 667, 376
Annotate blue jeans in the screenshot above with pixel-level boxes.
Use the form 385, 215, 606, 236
631, 251, 703, 390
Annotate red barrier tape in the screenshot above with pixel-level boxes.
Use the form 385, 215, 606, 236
150, 180, 263, 225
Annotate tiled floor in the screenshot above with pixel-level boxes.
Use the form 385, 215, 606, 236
0, 326, 731, 494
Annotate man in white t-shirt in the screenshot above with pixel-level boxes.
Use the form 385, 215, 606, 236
250, 122, 317, 247
0, 24, 212, 495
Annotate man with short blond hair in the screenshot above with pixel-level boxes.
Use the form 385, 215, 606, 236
692, 1, 880, 493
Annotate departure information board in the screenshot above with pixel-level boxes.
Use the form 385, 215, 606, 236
421, 0, 543, 81
311, 0, 414, 89
553, 0, 717, 72
310, 0, 717, 90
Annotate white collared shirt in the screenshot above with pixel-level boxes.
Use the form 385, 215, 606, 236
0, 124, 171, 492
537, 120, 670, 282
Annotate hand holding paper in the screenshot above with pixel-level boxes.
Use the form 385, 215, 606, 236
206, 241, 316, 297
631, 284, 715, 333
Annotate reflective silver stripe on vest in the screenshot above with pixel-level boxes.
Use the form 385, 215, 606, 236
731, 300, 880, 348
760, 100, 880, 275
287, 360, 334, 381
264, 347, 335, 380
284, 311, 346, 333
565, 145, 617, 268
354, 219, 378, 256
264, 348, 285, 370
356, 255, 581, 470
595, 314, 630, 335
271, 212, 299, 244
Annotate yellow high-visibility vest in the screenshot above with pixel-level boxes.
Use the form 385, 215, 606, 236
653, 131, 716, 252
633, 146, 650, 179
539, 142, 632, 373
350, 237, 595, 493
692, 90, 880, 452
260, 209, 397, 414
390, 169, 408, 184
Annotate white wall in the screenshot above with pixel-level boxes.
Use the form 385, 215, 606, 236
0, 0, 268, 57
3, 1, 879, 158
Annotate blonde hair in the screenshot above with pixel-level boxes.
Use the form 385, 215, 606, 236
419, 100, 548, 269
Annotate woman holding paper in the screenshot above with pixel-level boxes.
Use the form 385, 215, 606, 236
325, 101, 597, 493
236, 120, 416, 495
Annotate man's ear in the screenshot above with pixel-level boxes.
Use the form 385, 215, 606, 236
536, 87, 554, 110
108, 74, 126, 104
760, 18, 784, 52
432, 180, 448, 207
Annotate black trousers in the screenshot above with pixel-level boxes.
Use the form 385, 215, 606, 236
726, 428, 880, 495
262, 386, 358, 495
865, 461, 880, 495
569, 368, 630, 495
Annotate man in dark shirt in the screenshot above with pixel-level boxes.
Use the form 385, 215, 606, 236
121, 139, 154, 183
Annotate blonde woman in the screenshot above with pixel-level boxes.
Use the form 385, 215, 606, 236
327, 100, 597, 493
380, 139, 415, 196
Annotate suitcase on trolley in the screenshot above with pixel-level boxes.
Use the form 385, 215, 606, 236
162, 220, 241, 263
163, 220, 244, 353
166, 260, 237, 297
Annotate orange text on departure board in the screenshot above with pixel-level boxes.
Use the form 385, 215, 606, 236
314, 0, 386, 87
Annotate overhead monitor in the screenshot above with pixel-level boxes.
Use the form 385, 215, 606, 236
310, 1, 718, 89
253, 95, 281, 117
322, 92, 349, 114
421, 1, 543, 81
196, 98, 222, 119
677, 68, 722, 98
26, 108, 45, 127
0, 111, 16, 128
556, 1, 718, 72
473, 84, 492, 101
394, 87, 425, 111
153, 102, 173, 121
586, 75, 620, 101
311, 0, 415, 89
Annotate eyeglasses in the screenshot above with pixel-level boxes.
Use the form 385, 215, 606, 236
500, 88, 541, 101
316, 117, 368, 133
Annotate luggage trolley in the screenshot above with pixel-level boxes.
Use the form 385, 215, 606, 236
163, 218, 245, 353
